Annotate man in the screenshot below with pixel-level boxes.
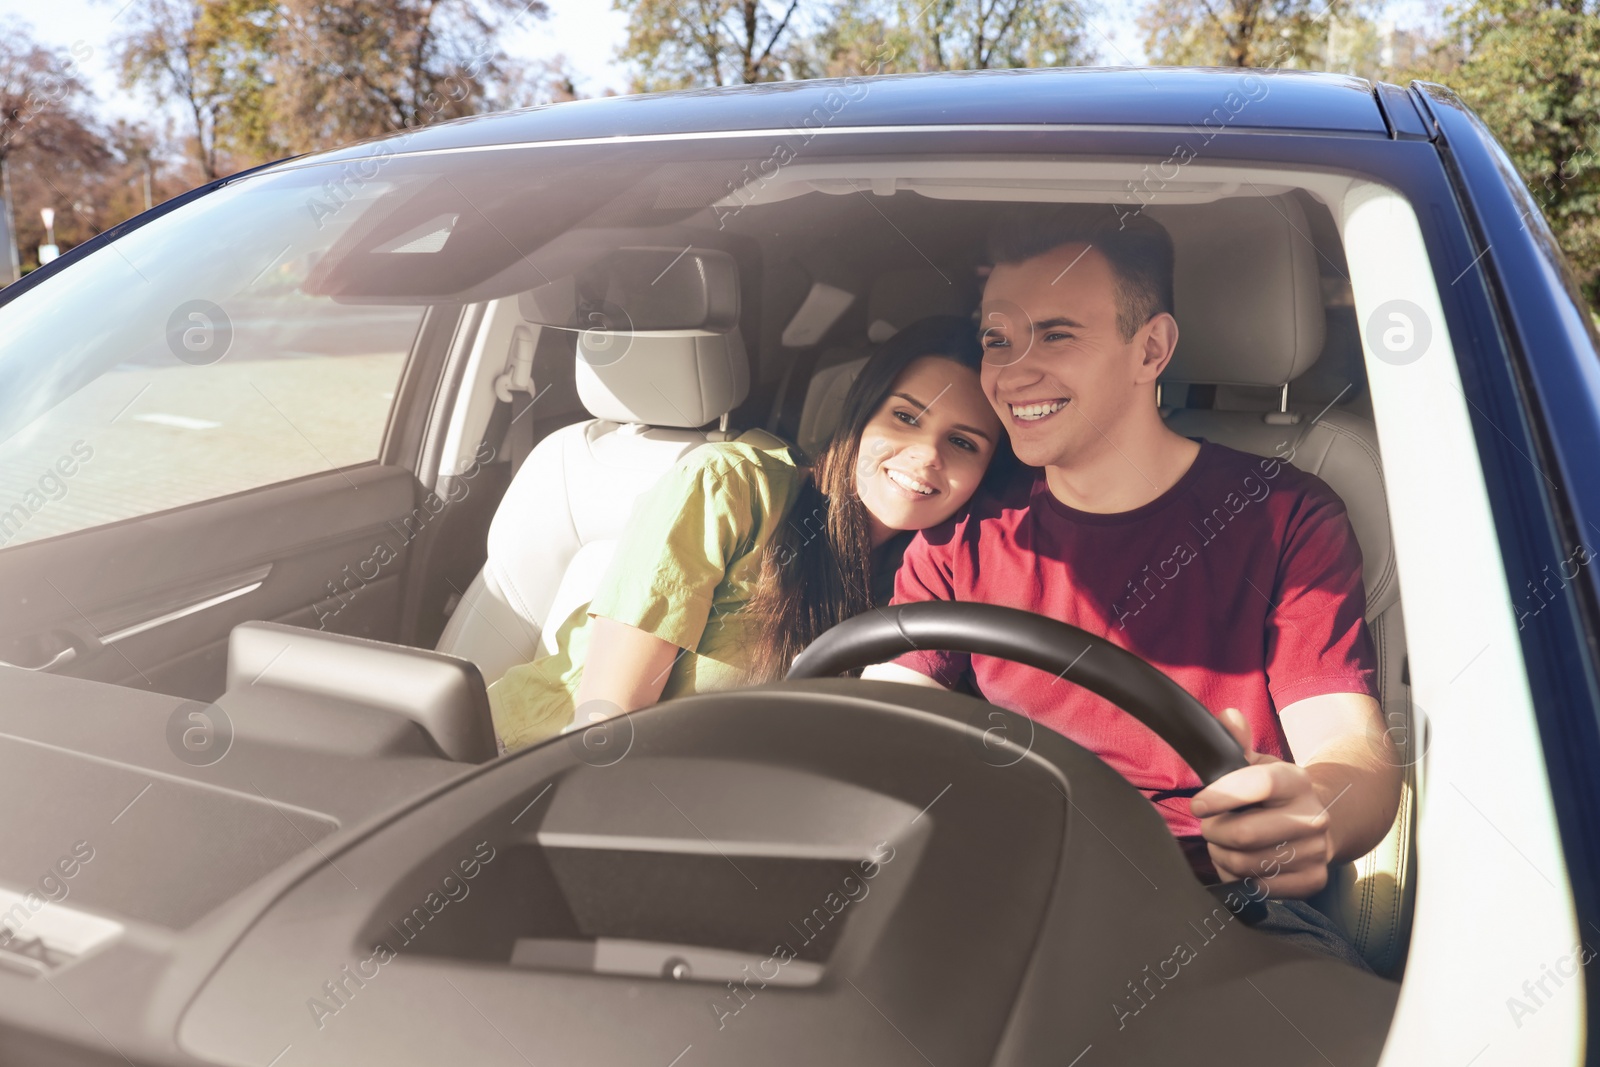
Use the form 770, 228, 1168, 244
864, 206, 1401, 966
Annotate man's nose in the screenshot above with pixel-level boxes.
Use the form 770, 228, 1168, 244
987, 349, 1045, 389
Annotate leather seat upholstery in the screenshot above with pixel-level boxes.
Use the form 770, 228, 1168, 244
1157, 194, 1416, 976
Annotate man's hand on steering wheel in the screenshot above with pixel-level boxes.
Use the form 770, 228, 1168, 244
1190, 708, 1335, 899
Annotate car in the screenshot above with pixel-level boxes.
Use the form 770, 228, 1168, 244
0, 66, 1594, 1066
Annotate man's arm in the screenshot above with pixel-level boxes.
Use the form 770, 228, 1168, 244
1191, 693, 1402, 899
1281, 691, 1404, 863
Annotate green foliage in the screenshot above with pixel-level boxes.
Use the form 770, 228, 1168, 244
1136, 0, 1598, 309
1400, 0, 1600, 306
1140, 0, 1384, 68
881, 0, 1091, 70
115, 0, 546, 171
618, 0, 1092, 90
36, 0, 1600, 314
615, 0, 809, 90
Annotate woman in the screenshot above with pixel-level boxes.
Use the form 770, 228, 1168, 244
487, 314, 1011, 751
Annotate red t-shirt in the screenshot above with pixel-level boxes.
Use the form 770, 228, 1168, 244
891, 441, 1379, 871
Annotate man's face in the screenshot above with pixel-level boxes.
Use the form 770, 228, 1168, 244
979, 243, 1154, 470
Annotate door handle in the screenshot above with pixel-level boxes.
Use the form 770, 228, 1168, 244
0, 626, 103, 673
0, 641, 81, 672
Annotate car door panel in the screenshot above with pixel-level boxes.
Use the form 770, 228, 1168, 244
0, 462, 422, 701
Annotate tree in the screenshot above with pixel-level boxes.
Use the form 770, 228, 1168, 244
113, 0, 278, 180
8, 119, 193, 270
0, 21, 108, 278
888, 0, 1090, 70
270, 0, 548, 149
616, 0, 809, 91
1139, 0, 1369, 67
1396, 0, 1600, 307
796, 6, 900, 77
797, 0, 1091, 77
498, 54, 592, 108
115, 0, 549, 166
1318, 14, 1436, 82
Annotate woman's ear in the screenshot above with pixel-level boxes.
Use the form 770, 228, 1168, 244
1136, 312, 1180, 384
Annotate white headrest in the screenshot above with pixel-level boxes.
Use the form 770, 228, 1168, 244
1156, 195, 1325, 387
576, 329, 750, 427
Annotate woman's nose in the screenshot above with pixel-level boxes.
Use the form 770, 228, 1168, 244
901, 436, 941, 469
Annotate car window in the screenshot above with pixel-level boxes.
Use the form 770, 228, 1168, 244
0, 173, 425, 551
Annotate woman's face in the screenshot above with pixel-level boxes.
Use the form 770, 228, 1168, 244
854, 356, 1003, 543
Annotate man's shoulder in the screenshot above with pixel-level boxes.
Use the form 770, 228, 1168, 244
1194, 440, 1347, 511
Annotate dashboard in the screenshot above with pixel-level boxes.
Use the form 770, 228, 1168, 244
0, 632, 1397, 1066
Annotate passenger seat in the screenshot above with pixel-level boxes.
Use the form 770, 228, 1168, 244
435, 249, 749, 690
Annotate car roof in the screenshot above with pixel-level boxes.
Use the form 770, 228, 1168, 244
287, 67, 1391, 171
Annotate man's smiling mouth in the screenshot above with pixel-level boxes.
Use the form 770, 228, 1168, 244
1009, 399, 1070, 422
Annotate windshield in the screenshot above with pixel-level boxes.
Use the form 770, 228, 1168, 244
0, 124, 1522, 1058
0, 142, 1368, 548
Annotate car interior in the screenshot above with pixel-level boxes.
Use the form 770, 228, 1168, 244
0, 152, 1424, 1063
421, 170, 1415, 978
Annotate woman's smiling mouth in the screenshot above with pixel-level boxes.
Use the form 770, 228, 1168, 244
885, 468, 937, 497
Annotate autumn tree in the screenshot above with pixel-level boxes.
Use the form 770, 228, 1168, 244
0, 22, 108, 279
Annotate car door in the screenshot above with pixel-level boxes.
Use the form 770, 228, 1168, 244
0, 166, 471, 702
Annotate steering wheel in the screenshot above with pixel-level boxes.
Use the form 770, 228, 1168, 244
788, 601, 1266, 917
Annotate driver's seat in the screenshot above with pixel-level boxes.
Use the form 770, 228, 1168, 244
1155, 195, 1417, 977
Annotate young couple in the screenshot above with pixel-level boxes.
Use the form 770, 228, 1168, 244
487, 206, 1402, 969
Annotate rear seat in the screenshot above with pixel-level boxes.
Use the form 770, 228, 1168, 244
795, 267, 975, 455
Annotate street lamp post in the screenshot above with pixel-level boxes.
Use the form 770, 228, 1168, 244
0, 159, 20, 286
39, 207, 58, 265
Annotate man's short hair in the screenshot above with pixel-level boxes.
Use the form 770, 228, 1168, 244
987, 206, 1175, 342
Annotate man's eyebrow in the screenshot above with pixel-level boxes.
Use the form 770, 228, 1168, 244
890, 391, 994, 442
976, 313, 1087, 331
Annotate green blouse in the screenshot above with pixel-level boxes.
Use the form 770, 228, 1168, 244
487, 429, 804, 752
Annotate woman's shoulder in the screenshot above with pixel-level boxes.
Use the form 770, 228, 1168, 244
679, 430, 801, 483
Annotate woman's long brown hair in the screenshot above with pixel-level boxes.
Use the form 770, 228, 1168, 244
743, 315, 1012, 683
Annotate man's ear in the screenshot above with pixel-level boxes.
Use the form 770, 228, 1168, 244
1135, 312, 1180, 385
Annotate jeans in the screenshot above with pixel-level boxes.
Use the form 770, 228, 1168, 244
1254, 898, 1375, 973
